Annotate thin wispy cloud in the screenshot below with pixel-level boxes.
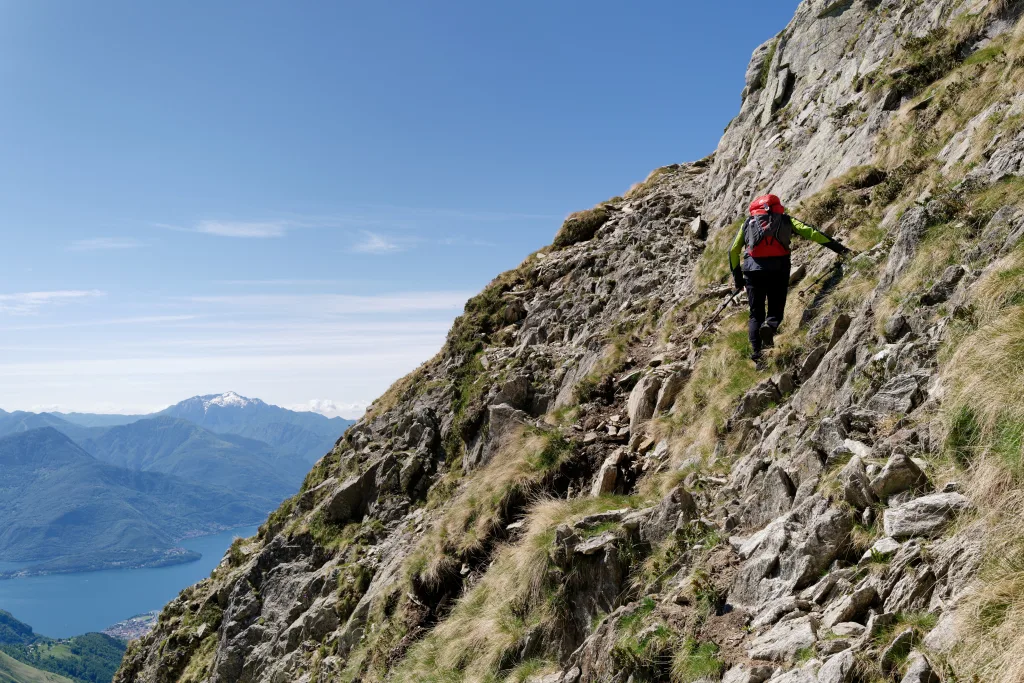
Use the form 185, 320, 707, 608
289, 398, 366, 419
214, 279, 354, 287
350, 231, 410, 254
156, 219, 296, 238
0, 290, 104, 315
68, 237, 145, 251
196, 220, 290, 238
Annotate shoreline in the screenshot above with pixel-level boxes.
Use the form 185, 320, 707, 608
0, 549, 203, 580
0, 522, 262, 581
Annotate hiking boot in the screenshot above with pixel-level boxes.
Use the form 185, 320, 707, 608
758, 324, 776, 348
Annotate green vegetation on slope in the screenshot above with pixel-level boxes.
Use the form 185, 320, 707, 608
0, 611, 124, 683
0, 651, 74, 683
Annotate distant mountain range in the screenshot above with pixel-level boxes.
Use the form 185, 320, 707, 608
50, 391, 351, 464
80, 417, 308, 501
0, 393, 355, 576
0, 429, 269, 575
0, 609, 123, 683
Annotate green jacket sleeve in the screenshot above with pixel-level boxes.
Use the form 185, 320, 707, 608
789, 216, 850, 254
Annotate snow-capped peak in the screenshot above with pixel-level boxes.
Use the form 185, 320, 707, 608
202, 392, 260, 411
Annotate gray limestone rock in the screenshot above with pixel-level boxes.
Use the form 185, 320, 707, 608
883, 492, 972, 540
748, 615, 818, 662
871, 451, 929, 499
817, 649, 856, 683
643, 486, 698, 543
655, 363, 691, 412
900, 652, 939, 683
800, 345, 828, 381
733, 379, 782, 421
866, 374, 924, 415
627, 374, 662, 435
830, 622, 864, 638
884, 313, 910, 342
920, 265, 966, 305
838, 456, 877, 510
722, 665, 775, 683
822, 585, 877, 629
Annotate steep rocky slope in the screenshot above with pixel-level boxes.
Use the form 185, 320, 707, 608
115, 1, 1024, 681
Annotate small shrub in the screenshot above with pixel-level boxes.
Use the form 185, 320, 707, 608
553, 207, 610, 249
756, 39, 779, 91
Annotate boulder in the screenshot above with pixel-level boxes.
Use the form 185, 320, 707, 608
800, 345, 828, 381
884, 313, 910, 342
690, 215, 709, 239
643, 486, 698, 543
591, 451, 624, 497
866, 374, 923, 415
627, 375, 662, 435
817, 649, 855, 683
751, 597, 815, 629
722, 665, 775, 683
822, 585, 877, 628
574, 532, 618, 556
920, 265, 965, 305
324, 455, 391, 523
772, 664, 820, 683
827, 314, 853, 351
900, 652, 939, 683
871, 451, 929, 499
860, 536, 901, 563
744, 464, 796, 528
883, 492, 972, 540
838, 456, 876, 510
655, 364, 691, 412
748, 615, 818, 662
733, 379, 782, 421
884, 566, 935, 613
830, 622, 865, 638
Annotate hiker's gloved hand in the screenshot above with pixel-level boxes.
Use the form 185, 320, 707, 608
732, 269, 745, 292
827, 241, 853, 256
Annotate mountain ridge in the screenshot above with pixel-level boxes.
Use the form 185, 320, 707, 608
79, 416, 308, 502
117, 2, 1024, 682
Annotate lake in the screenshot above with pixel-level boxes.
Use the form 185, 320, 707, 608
0, 526, 258, 639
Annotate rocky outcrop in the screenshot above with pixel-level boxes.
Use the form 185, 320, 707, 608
116, 1, 1024, 682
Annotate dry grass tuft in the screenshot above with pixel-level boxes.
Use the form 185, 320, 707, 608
395, 496, 640, 682
408, 426, 573, 588
940, 235, 1024, 680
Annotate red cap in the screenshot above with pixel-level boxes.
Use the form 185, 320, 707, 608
749, 194, 785, 216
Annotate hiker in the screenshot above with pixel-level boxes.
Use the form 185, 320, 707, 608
729, 194, 851, 362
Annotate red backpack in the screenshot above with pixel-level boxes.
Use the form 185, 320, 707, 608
745, 194, 792, 258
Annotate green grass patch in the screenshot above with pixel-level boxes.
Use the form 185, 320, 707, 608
671, 638, 724, 683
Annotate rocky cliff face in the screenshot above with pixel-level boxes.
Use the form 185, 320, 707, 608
115, 1, 1024, 681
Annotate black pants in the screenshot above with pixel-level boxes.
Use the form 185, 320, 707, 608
744, 269, 789, 352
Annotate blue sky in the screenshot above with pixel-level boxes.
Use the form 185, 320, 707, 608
0, 1, 798, 417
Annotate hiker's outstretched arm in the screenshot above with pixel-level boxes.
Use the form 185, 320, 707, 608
729, 220, 746, 289
790, 216, 851, 254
